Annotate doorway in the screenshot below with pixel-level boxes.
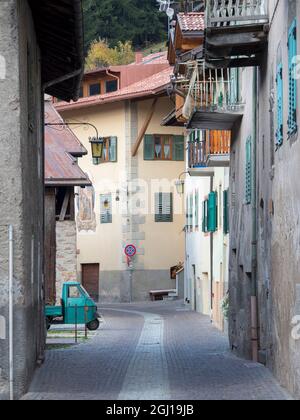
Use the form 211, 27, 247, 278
82, 263, 100, 301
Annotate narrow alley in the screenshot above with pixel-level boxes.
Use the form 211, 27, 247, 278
24, 302, 290, 401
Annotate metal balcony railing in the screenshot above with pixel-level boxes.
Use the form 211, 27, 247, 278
181, 62, 243, 120
206, 0, 268, 27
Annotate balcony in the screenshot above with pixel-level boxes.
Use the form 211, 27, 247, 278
205, 0, 269, 68
182, 63, 243, 130
188, 130, 231, 176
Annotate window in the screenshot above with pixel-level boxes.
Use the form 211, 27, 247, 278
144, 135, 184, 161
276, 63, 284, 146
106, 80, 118, 93
89, 83, 101, 96
100, 194, 112, 224
101, 137, 118, 163
79, 86, 84, 98
288, 19, 297, 135
68, 286, 81, 299
155, 193, 173, 223
245, 136, 252, 205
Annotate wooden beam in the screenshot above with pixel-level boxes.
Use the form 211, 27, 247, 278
132, 98, 158, 157
59, 189, 71, 222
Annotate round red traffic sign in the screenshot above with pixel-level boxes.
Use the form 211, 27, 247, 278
125, 244, 137, 258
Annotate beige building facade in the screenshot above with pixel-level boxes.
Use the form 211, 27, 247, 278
57, 60, 186, 302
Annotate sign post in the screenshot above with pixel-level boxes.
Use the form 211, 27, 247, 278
124, 245, 137, 303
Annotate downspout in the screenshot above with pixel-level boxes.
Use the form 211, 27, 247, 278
106, 70, 120, 90
251, 68, 259, 363
210, 174, 214, 313
8, 225, 14, 401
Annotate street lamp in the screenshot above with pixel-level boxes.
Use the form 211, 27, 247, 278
89, 137, 104, 162
175, 172, 188, 195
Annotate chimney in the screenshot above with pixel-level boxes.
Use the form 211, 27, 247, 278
135, 52, 143, 64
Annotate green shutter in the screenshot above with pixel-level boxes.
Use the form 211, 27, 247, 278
173, 135, 185, 161
109, 137, 118, 162
230, 68, 239, 105
195, 191, 199, 229
144, 135, 155, 160
245, 136, 252, 205
208, 192, 217, 232
100, 194, 112, 224
155, 193, 173, 223
276, 63, 284, 146
223, 189, 229, 235
288, 19, 297, 135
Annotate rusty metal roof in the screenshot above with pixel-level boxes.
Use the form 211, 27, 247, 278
45, 101, 91, 187
29, 0, 84, 102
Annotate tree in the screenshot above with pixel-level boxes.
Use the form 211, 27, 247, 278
83, 0, 167, 52
85, 39, 135, 70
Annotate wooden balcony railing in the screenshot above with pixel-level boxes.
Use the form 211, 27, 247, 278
206, 0, 268, 27
207, 130, 231, 155
188, 130, 231, 168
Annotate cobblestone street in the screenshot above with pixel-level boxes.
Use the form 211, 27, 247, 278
24, 302, 291, 400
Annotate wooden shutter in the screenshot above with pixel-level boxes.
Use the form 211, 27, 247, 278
208, 192, 217, 232
109, 137, 118, 162
155, 193, 173, 222
100, 194, 112, 224
276, 63, 284, 146
288, 19, 297, 135
245, 136, 252, 205
144, 135, 155, 160
223, 189, 229, 235
173, 135, 185, 161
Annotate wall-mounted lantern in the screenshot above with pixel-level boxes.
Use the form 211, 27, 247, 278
175, 171, 189, 195
89, 137, 104, 164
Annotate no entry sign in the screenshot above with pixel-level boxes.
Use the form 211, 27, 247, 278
124, 244, 137, 258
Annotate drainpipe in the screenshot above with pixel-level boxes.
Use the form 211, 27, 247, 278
106, 70, 120, 90
251, 68, 259, 363
210, 175, 214, 313
8, 225, 14, 401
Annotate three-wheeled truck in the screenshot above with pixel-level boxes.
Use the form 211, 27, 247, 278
45, 282, 100, 331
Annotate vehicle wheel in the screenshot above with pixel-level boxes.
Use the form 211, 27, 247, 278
87, 319, 100, 331
46, 317, 52, 331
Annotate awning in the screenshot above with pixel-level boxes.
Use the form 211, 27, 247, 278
29, 0, 84, 102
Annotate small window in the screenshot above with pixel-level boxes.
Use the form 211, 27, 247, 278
100, 194, 112, 224
89, 83, 101, 96
79, 86, 84, 98
106, 80, 118, 93
144, 135, 184, 161
68, 286, 81, 299
155, 193, 173, 223
101, 137, 118, 163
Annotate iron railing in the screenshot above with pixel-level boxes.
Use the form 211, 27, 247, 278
206, 0, 268, 27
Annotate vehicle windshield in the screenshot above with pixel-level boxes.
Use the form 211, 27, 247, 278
79, 286, 90, 297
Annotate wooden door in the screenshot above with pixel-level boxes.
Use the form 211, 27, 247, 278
82, 264, 100, 301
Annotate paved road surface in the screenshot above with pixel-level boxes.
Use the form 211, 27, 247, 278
23, 302, 291, 400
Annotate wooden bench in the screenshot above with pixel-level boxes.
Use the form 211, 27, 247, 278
149, 289, 176, 302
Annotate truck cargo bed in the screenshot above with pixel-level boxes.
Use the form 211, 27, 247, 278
45, 306, 63, 317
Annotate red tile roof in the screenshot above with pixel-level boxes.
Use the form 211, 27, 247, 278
45, 101, 91, 187
55, 67, 173, 112
177, 12, 205, 32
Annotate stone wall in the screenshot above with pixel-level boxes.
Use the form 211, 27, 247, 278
0, 0, 44, 400
56, 221, 77, 303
